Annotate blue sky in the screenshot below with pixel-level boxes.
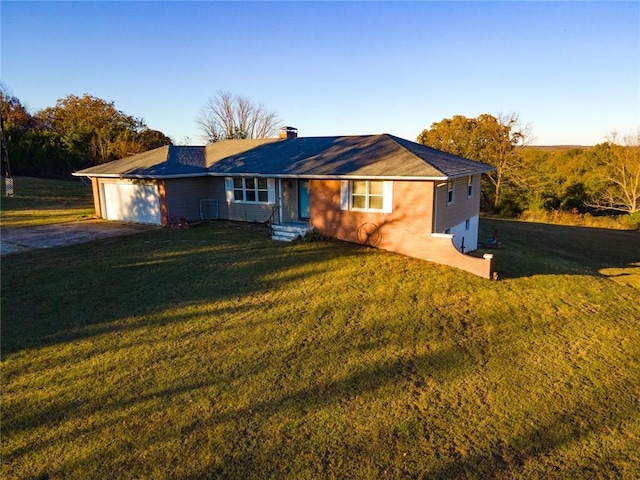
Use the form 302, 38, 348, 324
2, 1, 638, 145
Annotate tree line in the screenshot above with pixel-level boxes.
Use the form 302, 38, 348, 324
417, 114, 640, 223
2, 86, 637, 225
1, 87, 172, 177
1, 89, 281, 178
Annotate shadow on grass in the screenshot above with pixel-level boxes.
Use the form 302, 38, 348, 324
0, 222, 362, 355
8, 344, 473, 478
3, 221, 639, 479
477, 218, 640, 279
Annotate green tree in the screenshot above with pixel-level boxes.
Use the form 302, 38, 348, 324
517, 148, 558, 210
517, 147, 598, 212
137, 129, 172, 150
1, 89, 172, 177
110, 129, 172, 158
0, 85, 45, 176
417, 113, 531, 210
37, 94, 143, 166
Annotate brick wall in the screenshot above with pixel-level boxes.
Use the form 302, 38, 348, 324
309, 178, 493, 278
91, 177, 101, 218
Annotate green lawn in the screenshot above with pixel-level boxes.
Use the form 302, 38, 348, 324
2, 215, 639, 479
0, 177, 640, 480
0, 176, 94, 228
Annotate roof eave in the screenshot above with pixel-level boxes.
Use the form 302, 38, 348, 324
206, 173, 451, 181
72, 172, 209, 180
74, 171, 493, 181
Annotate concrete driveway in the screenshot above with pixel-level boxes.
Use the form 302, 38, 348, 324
0, 220, 157, 256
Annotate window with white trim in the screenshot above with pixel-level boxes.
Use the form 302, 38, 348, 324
225, 177, 275, 204
467, 176, 473, 198
447, 180, 455, 205
340, 180, 393, 213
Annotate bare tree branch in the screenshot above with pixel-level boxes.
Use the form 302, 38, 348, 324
585, 131, 640, 214
196, 91, 281, 143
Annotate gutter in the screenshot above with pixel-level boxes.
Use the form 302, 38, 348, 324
73, 170, 493, 182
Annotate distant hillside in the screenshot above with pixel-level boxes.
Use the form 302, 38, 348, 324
527, 145, 592, 152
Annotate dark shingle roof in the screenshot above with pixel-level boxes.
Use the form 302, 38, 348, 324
74, 134, 493, 179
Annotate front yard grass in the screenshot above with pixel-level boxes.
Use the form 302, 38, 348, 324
0, 176, 94, 228
1, 219, 639, 479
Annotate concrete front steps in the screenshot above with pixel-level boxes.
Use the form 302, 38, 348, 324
271, 223, 312, 242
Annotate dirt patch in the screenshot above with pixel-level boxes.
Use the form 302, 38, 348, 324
1, 220, 157, 256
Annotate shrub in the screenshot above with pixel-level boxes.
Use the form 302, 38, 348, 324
496, 194, 525, 217
621, 211, 640, 230
301, 228, 331, 242
517, 209, 636, 230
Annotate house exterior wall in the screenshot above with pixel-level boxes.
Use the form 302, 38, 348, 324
446, 215, 479, 252
433, 175, 481, 234
163, 177, 211, 223
91, 177, 101, 218
309, 179, 435, 255
309, 178, 493, 278
281, 179, 298, 223
94, 177, 166, 225
214, 177, 279, 224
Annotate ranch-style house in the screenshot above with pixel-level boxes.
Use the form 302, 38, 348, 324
74, 127, 496, 278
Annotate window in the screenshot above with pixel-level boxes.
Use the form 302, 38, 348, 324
352, 180, 384, 210
226, 177, 275, 204
465, 218, 470, 230
467, 176, 473, 198
340, 180, 392, 213
447, 180, 454, 205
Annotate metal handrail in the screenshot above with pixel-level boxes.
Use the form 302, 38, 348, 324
267, 205, 280, 226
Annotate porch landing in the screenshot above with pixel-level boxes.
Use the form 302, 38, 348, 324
271, 222, 312, 242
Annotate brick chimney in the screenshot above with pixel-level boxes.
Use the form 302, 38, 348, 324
279, 126, 298, 139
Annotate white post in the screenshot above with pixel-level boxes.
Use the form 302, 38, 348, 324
278, 179, 284, 225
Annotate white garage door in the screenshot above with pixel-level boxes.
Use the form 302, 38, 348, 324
102, 183, 161, 225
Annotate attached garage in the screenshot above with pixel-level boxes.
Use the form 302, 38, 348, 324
101, 182, 162, 225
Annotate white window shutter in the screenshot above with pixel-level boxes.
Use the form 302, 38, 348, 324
225, 177, 233, 204
340, 180, 350, 210
382, 181, 393, 212
267, 178, 276, 204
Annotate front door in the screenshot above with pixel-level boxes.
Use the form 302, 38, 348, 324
298, 180, 310, 219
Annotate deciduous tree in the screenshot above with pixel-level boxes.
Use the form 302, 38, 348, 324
38, 94, 143, 166
586, 133, 640, 214
2, 89, 172, 176
417, 113, 532, 210
137, 129, 172, 151
196, 91, 280, 143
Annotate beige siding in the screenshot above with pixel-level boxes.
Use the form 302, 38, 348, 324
434, 175, 481, 233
